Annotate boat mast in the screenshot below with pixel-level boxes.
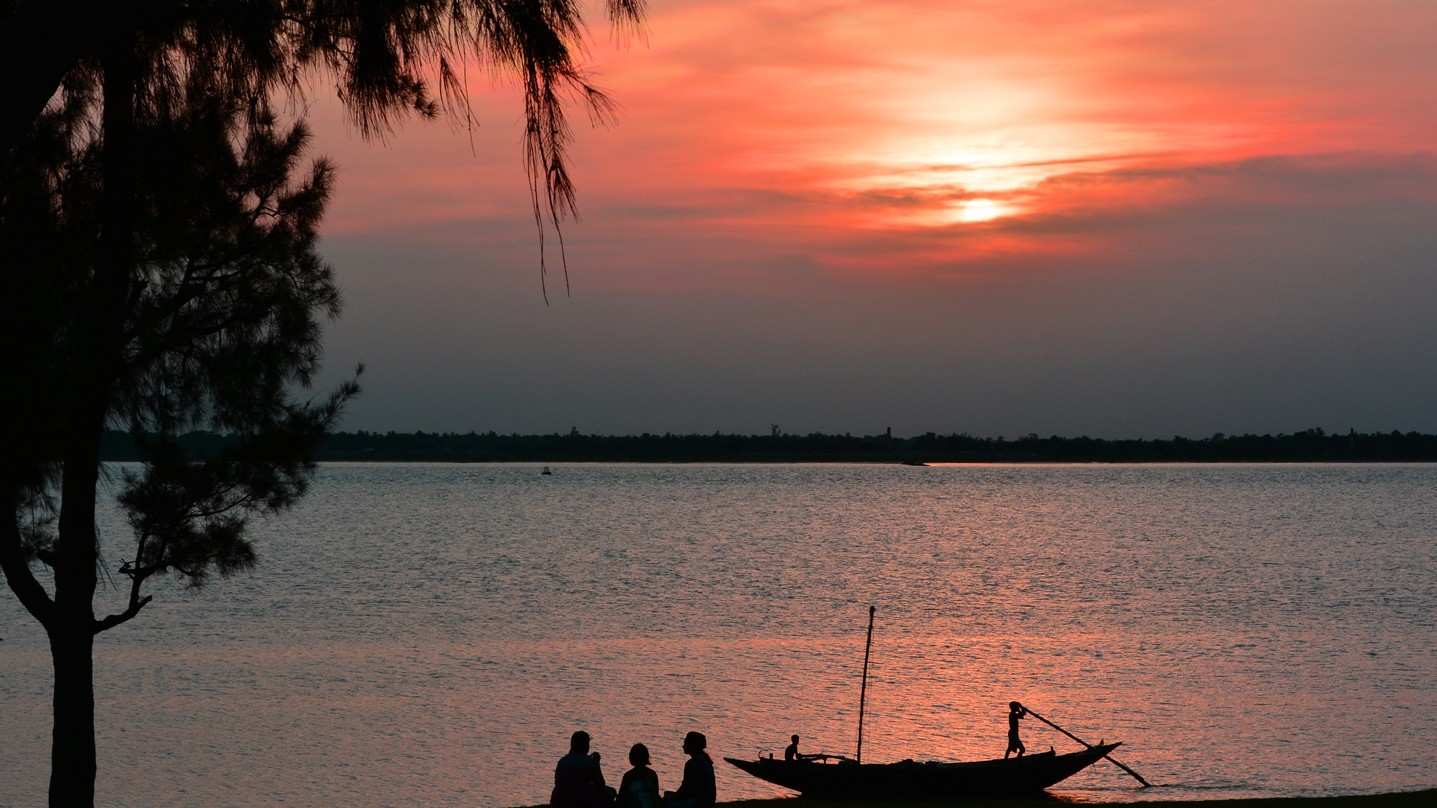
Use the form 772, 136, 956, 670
856, 604, 876, 764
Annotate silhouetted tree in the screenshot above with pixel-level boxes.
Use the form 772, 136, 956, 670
0, 75, 360, 806
2, 3, 644, 806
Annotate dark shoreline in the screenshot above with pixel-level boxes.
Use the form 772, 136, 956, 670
515, 789, 1437, 808
100, 428, 1437, 464
719, 789, 1437, 807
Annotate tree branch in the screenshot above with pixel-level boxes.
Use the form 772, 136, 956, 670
92, 594, 153, 634
94, 536, 157, 634
0, 493, 57, 629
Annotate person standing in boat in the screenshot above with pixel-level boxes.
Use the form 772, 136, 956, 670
1005, 701, 1027, 758
663, 731, 715, 808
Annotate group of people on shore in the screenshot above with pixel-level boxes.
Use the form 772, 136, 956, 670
551, 730, 715, 808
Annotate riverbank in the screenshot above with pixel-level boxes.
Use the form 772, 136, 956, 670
711, 789, 1437, 808
516, 790, 1437, 808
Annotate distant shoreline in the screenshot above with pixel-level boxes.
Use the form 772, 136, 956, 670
100, 428, 1437, 464
311, 458, 1437, 465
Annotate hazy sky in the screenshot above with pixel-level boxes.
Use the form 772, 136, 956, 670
304, 0, 1437, 436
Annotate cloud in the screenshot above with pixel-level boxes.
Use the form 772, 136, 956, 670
301, 1, 1437, 435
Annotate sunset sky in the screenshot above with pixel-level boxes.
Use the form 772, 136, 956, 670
306, 0, 1437, 436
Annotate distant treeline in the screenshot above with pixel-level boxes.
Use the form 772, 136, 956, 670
98, 427, 1437, 463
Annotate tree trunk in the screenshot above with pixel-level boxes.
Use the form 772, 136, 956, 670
42, 37, 137, 808
49, 409, 103, 808
47, 625, 97, 807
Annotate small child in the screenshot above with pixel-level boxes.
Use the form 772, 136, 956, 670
1005, 701, 1026, 759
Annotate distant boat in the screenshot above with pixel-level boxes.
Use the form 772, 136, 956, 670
725, 743, 1119, 799
540, 466, 553, 475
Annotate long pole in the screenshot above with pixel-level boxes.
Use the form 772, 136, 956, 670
1021, 704, 1151, 787
856, 604, 876, 764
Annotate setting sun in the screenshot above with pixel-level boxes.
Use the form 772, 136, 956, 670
952, 197, 1014, 223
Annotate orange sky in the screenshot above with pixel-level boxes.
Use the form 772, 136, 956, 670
305, 0, 1437, 434
318, 0, 1437, 260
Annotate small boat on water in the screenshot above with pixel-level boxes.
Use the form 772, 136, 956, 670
725, 742, 1120, 800
726, 606, 1142, 800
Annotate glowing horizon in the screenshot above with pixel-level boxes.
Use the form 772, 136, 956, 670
302, 0, 1437, 436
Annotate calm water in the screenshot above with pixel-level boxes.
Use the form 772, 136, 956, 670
2, 463, 1435, 807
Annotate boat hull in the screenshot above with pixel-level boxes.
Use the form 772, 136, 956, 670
724, 743, 1120, 800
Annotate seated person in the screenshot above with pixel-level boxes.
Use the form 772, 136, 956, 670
617, 743, 660, 808
552, 730, 615, 808
663, 731, 715, 808
783, 734, 802, 762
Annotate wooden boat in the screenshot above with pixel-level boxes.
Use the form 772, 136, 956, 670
724, 607, 1145, 800
725, 742, 1121, 800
